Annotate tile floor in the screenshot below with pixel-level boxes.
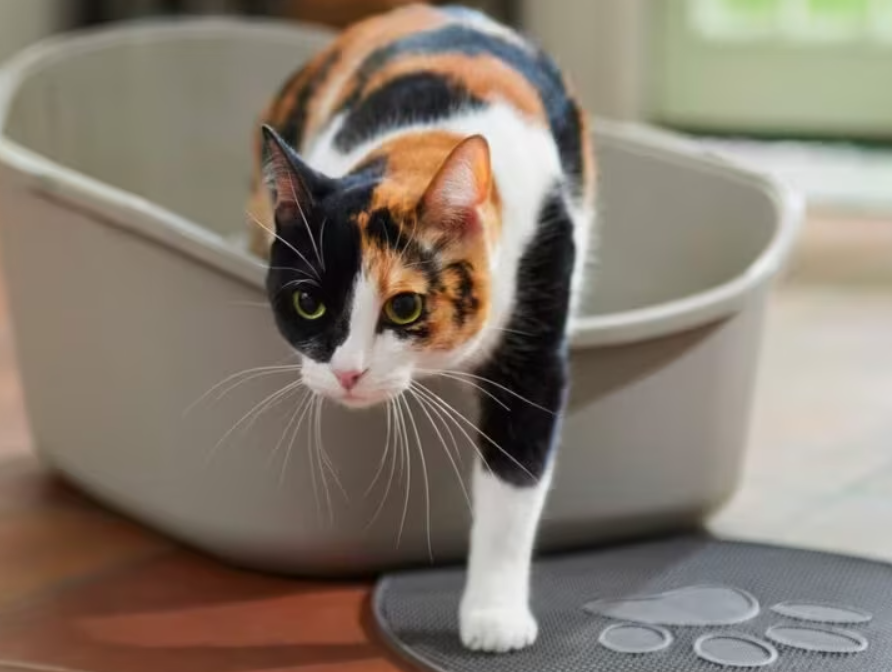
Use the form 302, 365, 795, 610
0, 213, 890, 558
711, 286, 892, 557
710, 214, 892, 557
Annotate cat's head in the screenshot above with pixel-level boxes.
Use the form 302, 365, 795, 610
259, 126, 497, 408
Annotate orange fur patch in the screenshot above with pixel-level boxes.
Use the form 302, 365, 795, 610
362, 235, 491, 352
350, 146, 494, 350
268, 48, 337, 151
368, 132, 462, 212
576, 106, 597, 211
366, 132, 501, 246
351, 132, 497, 350
303, 5, 450, 140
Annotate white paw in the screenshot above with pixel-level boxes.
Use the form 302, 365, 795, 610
459, 604, 539, 653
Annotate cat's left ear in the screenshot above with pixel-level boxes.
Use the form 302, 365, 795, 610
419, 134, 493, 240
260, 124, 335, 223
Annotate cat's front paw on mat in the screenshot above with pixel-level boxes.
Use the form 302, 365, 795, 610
459, 604, 538, 653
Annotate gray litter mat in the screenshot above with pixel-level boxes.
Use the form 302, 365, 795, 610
373, 537, 892, 671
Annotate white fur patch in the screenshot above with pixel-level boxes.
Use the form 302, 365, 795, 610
460, 463, 553, 652
331, 273, 379, 374
301, 273, 414, 408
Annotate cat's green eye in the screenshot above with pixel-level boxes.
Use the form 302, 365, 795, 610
293, 290, 326, 320
384, 293, 423, 326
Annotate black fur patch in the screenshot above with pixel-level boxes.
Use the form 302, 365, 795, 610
279, 48, 340, 152
334, 25, 585, 194
332, 158, 388, 218
363, 208, 442, 290
394, 316, 432, 343
266, 165, 382, 363
364, 208, 410, 253
334, 72, 485, 152
363, 208, 442, 343
446, 261, 477, 327
473, 190, 576, 485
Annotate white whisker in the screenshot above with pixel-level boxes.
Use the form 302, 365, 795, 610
206, 378, 304, 468
228, 301, 272, 309
302, 399, 322, 519
364, 401, 400, 531
402, 220, 419, 265
239, 380, 304, 440
365, 400, 393, 498
268, 266, 314, 275
423, 368, 554, 415
318, 217, 328, 272
411, 387, 471, 515
246, 210, 320, 280
288, 170, 324, 273
414, 381, 535, 480
316, 396, 347, 503
278, 278, 319, 296
421, 385, 463, 465
266, 390, 311, 470
280, 389, 316, 494
312, 396, 334, 526
396, 396, 412, 547
418, 370, 509, 411
481, 324, 535, 337
207, 368, 302, 412
184, 360, 300, 416
412, 383, 492, 475
403, 393, 433, 562
237, 255, 272, 271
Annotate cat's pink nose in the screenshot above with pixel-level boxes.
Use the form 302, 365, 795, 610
333, 369, 365, 391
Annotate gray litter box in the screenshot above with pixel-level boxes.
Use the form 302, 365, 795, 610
0, 20, 802, 576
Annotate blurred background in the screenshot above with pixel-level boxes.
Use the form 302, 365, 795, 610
2, 0, 892, 215
0, 0, 891, 558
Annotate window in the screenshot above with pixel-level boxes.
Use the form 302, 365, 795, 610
652, 0, 892, 137
691, 0, 892, 42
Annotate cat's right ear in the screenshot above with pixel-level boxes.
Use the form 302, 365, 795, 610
419, 134, 493, 242
260, 125, 335, 223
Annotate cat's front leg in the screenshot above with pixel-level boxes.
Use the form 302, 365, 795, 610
458, 190, 576, 653
459, 462, 553, 652
458, 352, 567, 653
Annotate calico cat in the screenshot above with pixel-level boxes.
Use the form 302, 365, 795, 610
248, 4, 596, 653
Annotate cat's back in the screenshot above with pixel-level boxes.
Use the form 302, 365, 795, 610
262, 4, 591, 200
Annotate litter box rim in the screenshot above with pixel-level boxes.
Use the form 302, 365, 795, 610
0, 18, 804, 349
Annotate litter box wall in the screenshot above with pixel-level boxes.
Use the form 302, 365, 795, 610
0, 20, 803, 576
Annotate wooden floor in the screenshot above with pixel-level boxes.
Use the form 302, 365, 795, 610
0, 280, 28, 463
0, 255, 406, 671
0, 211, 890, 670
0, 459, 405, 671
